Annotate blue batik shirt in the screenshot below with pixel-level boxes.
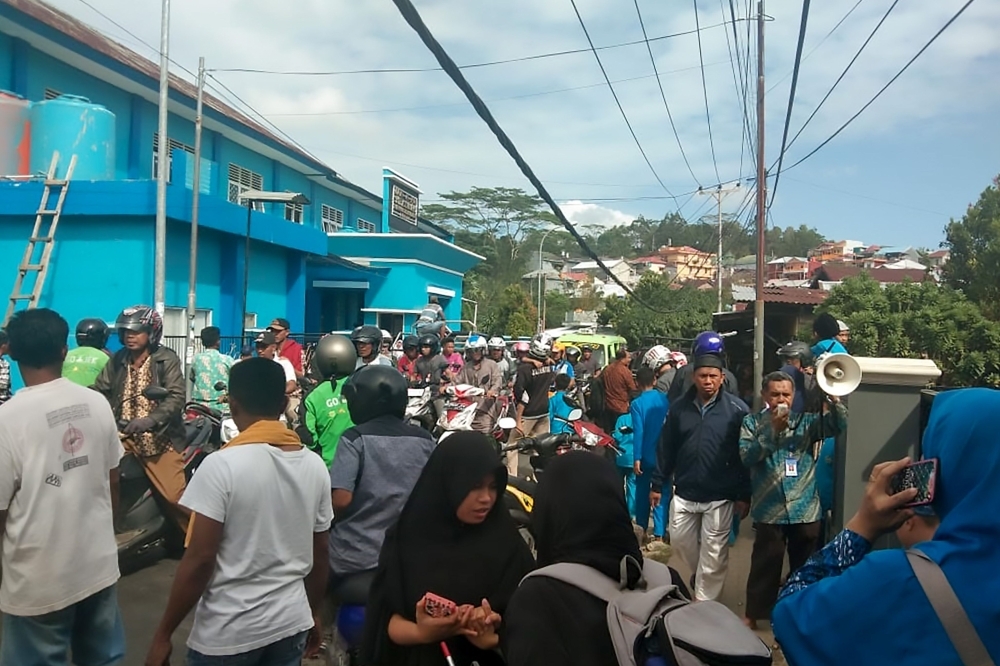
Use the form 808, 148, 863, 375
739, 403, 847, 524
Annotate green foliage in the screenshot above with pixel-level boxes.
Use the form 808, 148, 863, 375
544, 290, 572, 328
599, 274, 715, 348
942, 175, 1000, 319
765, 225, 827, 258
819, 274, 1000, 387
477, 284, 537, 338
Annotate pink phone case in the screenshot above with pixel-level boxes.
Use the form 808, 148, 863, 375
423, 592, 457, 618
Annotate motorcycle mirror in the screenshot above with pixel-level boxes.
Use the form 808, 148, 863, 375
567, 408, 583, 421
497, 417, 517, 430
142, 386, 170, 401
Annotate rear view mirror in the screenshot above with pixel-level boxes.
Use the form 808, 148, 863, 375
567, 408, 583, 421
498, 417, 517, 430
213, 381, 227, 392
143, 386, 170, 401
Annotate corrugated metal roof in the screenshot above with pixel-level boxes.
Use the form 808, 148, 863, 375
732, 285, 829, 305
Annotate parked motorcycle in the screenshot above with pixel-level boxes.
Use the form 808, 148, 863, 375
404, 386, 435, 431
115, 385, 214, 570
436, 383, 513, 445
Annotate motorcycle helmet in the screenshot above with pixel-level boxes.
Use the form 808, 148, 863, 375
777, 340, 815, 367
528, 334, 553, 360
115, 305, 163, 347
465, 334, 488, 356
551, 341, 566, 354
487, 336, 506, 351
351, 325, 382, 349
512, 340, 530, 354
402, 335, 420, 352
343, 365, 408, 424
669, 350, 688, 367
76, 318, 110, 349
417, 333, 440, 355
692, 330, 724, 357
565, 345, 581, 359
381, 329, 393, 343
313, 334, 358, 379
643, 344, 672, 371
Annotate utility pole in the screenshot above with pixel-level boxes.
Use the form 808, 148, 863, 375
698, 182, 741, 313
184, 56, 205, 400
153, 0, 171, 316
753, 0, 767, 411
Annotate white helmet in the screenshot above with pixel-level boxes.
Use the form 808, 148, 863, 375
529, 333, 553, 360
669, 350, 688, 367
465, 334, 488, 353
487, 336, 506, 350
643, 345, 672, 371
380, 329, 392, 341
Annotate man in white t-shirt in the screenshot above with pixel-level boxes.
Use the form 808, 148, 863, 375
146, 357, 332, 665
0, 308, 124, 666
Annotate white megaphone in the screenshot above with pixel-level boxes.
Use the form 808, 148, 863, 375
815, 353, 862, 397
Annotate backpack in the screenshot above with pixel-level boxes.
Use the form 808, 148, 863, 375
524, 556, 772, 666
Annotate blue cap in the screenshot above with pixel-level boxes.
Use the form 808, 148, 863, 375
912, 504, 936, 518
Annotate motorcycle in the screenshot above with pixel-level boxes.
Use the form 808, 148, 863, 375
435, 383, 513, 445
404, 386, 435, 431
115, 386, 214, 569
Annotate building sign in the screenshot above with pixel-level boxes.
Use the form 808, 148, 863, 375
390, 184, 419, 224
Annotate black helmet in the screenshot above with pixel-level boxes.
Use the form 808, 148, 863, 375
402, 335, 420, 351
343, 365, 407, 424
115, 305, 163, 347
417, 333, 440, 355
314, 334, 357, 379
350, 325, 382, 347
777, 340, 814, 367
76, 318, 110, 349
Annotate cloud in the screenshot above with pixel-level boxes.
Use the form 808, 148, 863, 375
560, 201, 635, 229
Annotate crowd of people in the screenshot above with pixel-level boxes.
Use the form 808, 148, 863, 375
0, 304, 994, 666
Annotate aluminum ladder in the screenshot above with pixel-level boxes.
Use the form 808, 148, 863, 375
3, 152, 77, 325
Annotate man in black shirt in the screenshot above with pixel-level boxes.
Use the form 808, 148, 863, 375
511, 335, 556, 477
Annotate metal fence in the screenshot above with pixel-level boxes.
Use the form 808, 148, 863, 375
161, 334, 327, 374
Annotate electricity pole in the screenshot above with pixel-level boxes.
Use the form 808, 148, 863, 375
753, 0, 767, 411
698, 182, 741, 312
153, 0, 170, 316
184, 56, 205, 400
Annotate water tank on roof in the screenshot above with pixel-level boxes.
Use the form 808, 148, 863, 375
0, 91, 32, 176
30, 95, 115, 179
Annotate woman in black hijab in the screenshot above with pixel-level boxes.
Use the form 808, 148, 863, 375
360, 431, 534, 666
502, 451, 689, 666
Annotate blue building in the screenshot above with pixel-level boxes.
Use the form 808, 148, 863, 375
0, 0, 480, 353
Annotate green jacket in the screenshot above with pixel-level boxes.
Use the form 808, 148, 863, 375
297, 376, 353, 467
63, 347, 110, 388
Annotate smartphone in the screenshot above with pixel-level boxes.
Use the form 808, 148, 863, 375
423, 592, 457, 618
775, 404, 789, 417
889, 458, 938, 507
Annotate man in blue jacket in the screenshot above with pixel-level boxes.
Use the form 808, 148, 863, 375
651, 354, 751, 601
631, 367, 669, 543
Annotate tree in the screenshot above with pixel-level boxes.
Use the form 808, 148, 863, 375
599, 274, 716, 348
819, 274, 1000, 387
478, 284, 537, 338
942, 175, 1000, 320
544, 291, 572, 328
766, 225, 826, 258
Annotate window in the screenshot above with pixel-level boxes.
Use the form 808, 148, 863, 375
244, 313, 258, 330
227, 164, 264, 211
322, 204, 344, 233
284, 201, 304, 224
389, 184, 418, 224
152, 133, 195, 182
43, 88, 62, 100
357, 218, 377, 233
162, 306, 213, 338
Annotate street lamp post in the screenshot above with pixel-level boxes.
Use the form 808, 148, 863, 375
537, 228, 556, 333
236, 190, 310, 342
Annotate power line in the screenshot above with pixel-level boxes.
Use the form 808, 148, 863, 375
568, 0, 681, 206
780, 0, 977, 174
211, 19, 748, 77
765, 0, 865, 95
767, 0, 811, 209
777, 0, 898, 163
388, 0, 691, 314
723, 0, 754, 179
262, 61, 731, 117
632, 0, 702, 187
692, 0, 723, 183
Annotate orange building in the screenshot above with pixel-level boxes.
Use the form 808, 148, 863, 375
658, 245, 717, 282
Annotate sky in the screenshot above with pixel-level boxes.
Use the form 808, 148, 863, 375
43, 0, 1000, 250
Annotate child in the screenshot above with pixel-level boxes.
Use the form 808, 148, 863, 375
612, 411, 636, 519
630, 367, 668, 542
548, 374, 577, 435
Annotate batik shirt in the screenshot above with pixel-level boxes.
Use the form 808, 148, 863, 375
739, 403, 847, 524
0, 358, 10, 404
779, 529, 871, 600
190, 349, 234, 405
121, 355, 172, 457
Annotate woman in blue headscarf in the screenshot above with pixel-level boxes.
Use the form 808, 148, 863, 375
772, 388, 1000, 665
